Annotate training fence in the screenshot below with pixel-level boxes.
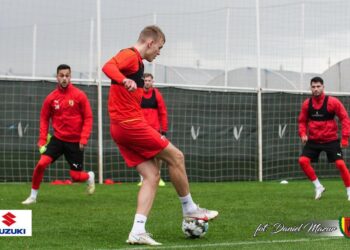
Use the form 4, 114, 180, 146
1, 79, 349, 183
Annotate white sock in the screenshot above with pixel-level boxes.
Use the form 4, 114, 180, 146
347, 187, 350, 197
87, 171, 94, 184
179, 193, 197, 214
312, 179, 322, 188
139, 175, 143, 182
30, 189, 38, 199
131, 214, 147, 234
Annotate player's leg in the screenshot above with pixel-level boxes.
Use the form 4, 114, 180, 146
326, 140, 350, 200
299, 156, 325, 199
335, 160, 350, 200
157, 143, 218, 220
127, 159, 162, 246
299, 142, 324, 199
299, 156, 317, 181
22, 136, 62, 204
135, 159, 160, 219
138, 159, 165, 188
63, 142, 95, 194
110, 123, 163, 245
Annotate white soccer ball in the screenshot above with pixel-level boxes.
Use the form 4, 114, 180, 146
182, 217, 209, 238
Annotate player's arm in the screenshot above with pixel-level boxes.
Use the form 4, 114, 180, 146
102, 56, 126, 83
102, 51, 138, 91
79, 92, 93, 150
156, 89, 168, 135
332, 97, 350, 147
298, 100, 309, 144
38, 97, 51, 148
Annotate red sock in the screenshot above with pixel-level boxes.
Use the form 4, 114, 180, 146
335, 160, 350, 187
32, 155, 52, 190
299, 156, 317, 181
69, 170, 89, 182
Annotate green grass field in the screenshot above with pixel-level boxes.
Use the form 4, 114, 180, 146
0, 180, 349, 249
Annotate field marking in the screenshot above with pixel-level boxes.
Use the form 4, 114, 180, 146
112, 237, 343, 250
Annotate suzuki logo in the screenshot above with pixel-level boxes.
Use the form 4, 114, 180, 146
2, 212, 16, 226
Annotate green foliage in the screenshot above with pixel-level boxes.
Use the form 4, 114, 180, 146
0, 181, 349, 249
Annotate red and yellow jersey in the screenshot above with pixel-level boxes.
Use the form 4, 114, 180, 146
38, 83, 93, 146
141, 88, 168, 133
102, 47, 145, 123
298, 93, 350, 143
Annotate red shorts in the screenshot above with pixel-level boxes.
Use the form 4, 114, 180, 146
110, 120, 169, 167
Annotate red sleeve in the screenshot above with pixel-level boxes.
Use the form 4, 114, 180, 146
298, 99, 309, 138
155, 89, 168, 132
79, 92, 93, 145
329, 97, 350, 141
38, 96, 51, 147
102, 49, 139, 83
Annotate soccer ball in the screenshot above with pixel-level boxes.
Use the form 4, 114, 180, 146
182, 217, 209, 238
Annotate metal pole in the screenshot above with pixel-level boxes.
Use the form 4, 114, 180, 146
89, 19, 94, 81
300, 3, 305, 91
32, 24, 37, 78
256, 0, 263, 182
96, 0, 103, 184
224, 8, 230, 87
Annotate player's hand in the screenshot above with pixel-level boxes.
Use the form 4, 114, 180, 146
79, 143, 85, 151
39, 145, 47, 154
122, 79, 137, 92
301, 135, 308, 144
341, 138, 349, 148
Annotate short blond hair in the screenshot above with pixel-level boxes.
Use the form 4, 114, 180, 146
138, 25, 166, 43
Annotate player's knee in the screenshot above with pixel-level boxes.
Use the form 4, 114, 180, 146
298, 156, 310, 167
172, 149, 184, 166
335, 159, 347, 170
154, 171, 161, 183
36, 155, 52, 170
144, 171, 160, 186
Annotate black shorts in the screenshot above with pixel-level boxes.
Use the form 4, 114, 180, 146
301, 139, 343, 163
43, 136, 84, 171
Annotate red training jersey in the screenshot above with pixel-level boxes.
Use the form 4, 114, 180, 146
38, 83, 93, 146
298, 93, 350, 143
102, 47, 145, 123
141, 88, 168, 133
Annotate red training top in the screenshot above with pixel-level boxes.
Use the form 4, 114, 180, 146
102, 48, 145, 123
141, 87, 168, 133
38, 83, 93, 146
298, 93, 350, 143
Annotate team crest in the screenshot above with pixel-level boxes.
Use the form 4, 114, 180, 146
339, 217, 350, 238
69, 100, 74, 106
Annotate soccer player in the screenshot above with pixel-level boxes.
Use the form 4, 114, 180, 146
138, 73, 167, 187
102, 25, 218, 246
298, 76, 350, 200
22, 64, 95, 205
